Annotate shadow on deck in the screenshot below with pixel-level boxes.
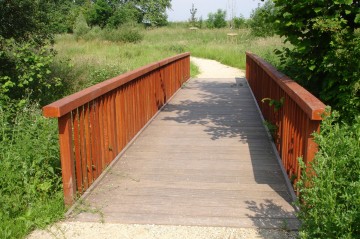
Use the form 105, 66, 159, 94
67, 77, 299, 230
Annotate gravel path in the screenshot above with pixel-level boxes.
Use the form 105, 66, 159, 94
191, 57, 245, 78
27, 57, 298, 239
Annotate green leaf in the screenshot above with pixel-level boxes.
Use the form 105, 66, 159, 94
283, 12, 292, 18
355, 13, 360, 24
314, 8, 322, 13
309, 65, 316, 71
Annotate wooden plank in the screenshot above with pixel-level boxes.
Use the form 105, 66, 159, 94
57, 113, 76, 205
68, 77, 297, 229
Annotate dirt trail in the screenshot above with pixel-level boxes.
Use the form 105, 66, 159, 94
190, 56, 245, 78
27, 57, 297, 239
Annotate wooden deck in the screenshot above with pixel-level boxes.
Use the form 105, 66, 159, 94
68, 77, 299, 229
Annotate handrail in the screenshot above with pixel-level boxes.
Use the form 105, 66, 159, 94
246, 52, 326, 192
43, 53, 191, 205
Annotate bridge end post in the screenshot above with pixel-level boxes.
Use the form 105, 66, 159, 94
58, 113, 76, 205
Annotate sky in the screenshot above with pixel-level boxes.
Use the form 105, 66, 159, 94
166, 0, 264, 22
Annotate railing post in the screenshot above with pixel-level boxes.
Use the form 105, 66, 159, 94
303, 120, 321, 169
58, 113, 76, 205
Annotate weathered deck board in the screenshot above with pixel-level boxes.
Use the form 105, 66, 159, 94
68, 77, 299, 229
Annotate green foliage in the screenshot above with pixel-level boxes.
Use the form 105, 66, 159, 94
206, 9, 227, 29
0, 38, 63, 106
262, 97, 285, 112
73, 12, 91, 40
49, 1, 81, 34
272, 0, 360, 121
0, 0, 52, 43
249, 0, 276, 37
138, 0, 171, 26
107, 2, 141, 28
86, 0, 113, 28
297, 110, 360, 239
189, 4, 198, 27
233, 15, 247, 29
0, 103, 64, 239
79, 25, 144, 43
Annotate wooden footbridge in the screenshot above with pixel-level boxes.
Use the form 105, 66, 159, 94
43, 53, 325, 230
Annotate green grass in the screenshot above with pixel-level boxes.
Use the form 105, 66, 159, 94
54, 27, 284, 92
0, 103, 65, 239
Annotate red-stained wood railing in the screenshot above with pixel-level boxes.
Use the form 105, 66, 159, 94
43, 53, 191, 205
246, 52, 326, 192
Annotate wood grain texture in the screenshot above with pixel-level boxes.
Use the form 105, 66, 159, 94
68, 77, 299, 229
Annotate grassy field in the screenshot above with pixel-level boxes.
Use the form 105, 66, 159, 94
54, 26, 284, 92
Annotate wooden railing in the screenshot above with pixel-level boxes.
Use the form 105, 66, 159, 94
246, 52, 326, 191
43, 53, 190, 205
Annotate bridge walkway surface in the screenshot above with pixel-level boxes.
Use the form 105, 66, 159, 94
68, 77, 299, 230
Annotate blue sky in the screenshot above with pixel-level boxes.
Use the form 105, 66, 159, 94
167, 0, 264, 22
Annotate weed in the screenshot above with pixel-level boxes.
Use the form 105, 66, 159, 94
262, 97, 285, 112
263, 120, 278, 139
0, 102, 64, 238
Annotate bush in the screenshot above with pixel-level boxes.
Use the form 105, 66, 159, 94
102, 27, 144, 43
81, 26, 144, 43
0, 102, 64, 239
0, 38, 63, 106
233, 15, 247, 29
85, 0, 113, 28
107, 2, 141, 29
206, 9, 227, 29
73, 12, 90, 40
248, 0, 276, 37
273, 0, 360, 121
297, 110, 360, 239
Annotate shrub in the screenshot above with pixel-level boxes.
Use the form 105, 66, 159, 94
73, 12, 90, 40
103, 27, 144, 43
0, 38, 63, 106
248, 0, 276, 37
297, 110, 360, 239
0, 102, 64, 239
107, 2, 141, 29
273, 0, 360, 121
85, 0, 113, 28
233, 15, 247, 29
206, 9, 227, 29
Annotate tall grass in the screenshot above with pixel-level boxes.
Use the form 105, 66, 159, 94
142, 27, 284, 69
54, 27, 284, 91
0, 103, 64, 239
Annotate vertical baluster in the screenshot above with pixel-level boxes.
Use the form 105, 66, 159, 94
72, 109, 83, 193
58, 113, 76, 205
79, 106, 88, 190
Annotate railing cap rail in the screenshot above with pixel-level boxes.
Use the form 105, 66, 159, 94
246, 52, 326, 120
43, 52, 191, 118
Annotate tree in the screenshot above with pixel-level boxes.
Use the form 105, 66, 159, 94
86, 0, 113, 28
0, 0, 64, 106
272, 0, 360, 120
107, 2, 142, 28
233, 15, 247, 29
248, 0, 276, 37
137, 0, 171, 26
206, 9, 227, 29
189, 4, 198, 27
0, 0, 52, 43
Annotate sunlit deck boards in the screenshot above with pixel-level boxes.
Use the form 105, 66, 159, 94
68, 77, 299, 229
